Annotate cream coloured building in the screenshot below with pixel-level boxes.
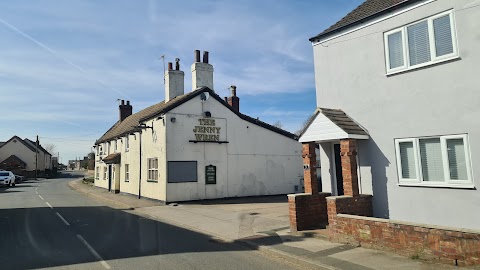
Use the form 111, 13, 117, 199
94, 51, 303, 203
0, 135, 52, 174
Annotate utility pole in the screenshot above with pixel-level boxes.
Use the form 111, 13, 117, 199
35, 135, 39, 180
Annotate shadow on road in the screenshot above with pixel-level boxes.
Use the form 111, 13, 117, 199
0, 205, 302, 269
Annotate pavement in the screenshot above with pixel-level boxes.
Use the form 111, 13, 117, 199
0, 172, 316, 270
69, 176, 472, 270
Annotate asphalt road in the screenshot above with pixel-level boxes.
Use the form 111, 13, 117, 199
0, 172, 312, 270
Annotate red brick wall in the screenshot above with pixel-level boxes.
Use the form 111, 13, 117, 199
289, 192, 331, 232
302, 142, 318, 194
330, 214, 480, 266
340, 139, 359, 197
326, 195, 373, 226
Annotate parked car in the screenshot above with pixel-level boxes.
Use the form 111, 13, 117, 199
15, 175, 25, 183
0, 171, 15, 187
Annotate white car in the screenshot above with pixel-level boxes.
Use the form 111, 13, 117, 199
0, 171, 15, 187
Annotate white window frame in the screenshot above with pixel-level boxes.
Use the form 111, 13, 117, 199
95, 166, 99, 180
384, 10, 458, 75
114, 140, 117, 152
125, 136, 129, 152
103, 167, 107, 180
125, 164, 129, 182
395, 134, 474, 188
147, 158, 158, 182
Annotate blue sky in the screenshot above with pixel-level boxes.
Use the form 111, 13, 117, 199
0, 0, 363, 163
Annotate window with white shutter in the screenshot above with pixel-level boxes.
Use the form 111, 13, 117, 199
387, 31, 405, 70
384, 10, 457, 74
395, 134, 473, 188
407, 20, 431, 66
433, 14, 454, 57
398, 141, 417, 180
419, 138, 444, 182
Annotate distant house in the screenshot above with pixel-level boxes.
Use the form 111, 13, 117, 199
0, 135, 52, 176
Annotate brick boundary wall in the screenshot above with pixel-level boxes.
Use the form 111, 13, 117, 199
326, 195, 373, 226
288, 192, 331, 232
330, 214, 480, 266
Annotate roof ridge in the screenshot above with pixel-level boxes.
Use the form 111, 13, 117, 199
309, 0, 419, 42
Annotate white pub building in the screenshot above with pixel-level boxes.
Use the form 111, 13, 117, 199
94, 50, 303, 203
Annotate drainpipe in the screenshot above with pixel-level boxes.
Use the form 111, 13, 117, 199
138, 130, 142, 199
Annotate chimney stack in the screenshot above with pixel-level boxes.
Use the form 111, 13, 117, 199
191, 49, 214, 91
226, 85, 239, 111
165, 58, 185, 102
119, 99, 133, 121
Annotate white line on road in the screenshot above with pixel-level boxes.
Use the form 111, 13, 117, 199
56, 212, 70, 226
38, 195, 44, 200
45, 202, 53, 209
35, 190, 38, 194
76, 235, 111, 269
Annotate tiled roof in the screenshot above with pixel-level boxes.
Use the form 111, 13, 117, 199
96, 87, 297, 144
0, 136, 37, 153
309, 0, 421, 42
24, 139, 51, 156
1, 155, 27, 167
298, 107, 369, 138
102, 153, 121, 164
320, 108, 368, 135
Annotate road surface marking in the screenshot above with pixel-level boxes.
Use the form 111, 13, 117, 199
35, 190, 38, 194
36, 186, 38, 191
38, 195, 44, 200
45, 202, 53, 209
56, 212, 70, 226
76, 235, 111, 269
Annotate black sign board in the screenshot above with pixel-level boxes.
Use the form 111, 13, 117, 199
205, 165, 216, 185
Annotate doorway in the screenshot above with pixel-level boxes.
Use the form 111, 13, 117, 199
108, 165, 112, 192
333, 144, 344, 196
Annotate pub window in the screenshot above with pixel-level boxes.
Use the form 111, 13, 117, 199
168, 161, 198, 183
147, 158, 158, 181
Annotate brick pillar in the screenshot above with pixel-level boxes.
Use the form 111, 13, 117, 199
302, 142, 318, 194
340, 139, 359, 197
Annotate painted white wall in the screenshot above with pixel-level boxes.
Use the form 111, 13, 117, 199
94, 119, 168, 201
313, 0, 480, 229
165, 69, 185, 102
191, 62, 213, 90
165, 94, 303, 202
0, 139, 36, 171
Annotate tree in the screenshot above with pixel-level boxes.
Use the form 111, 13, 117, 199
44, 143, 57, 156
87, 152, 95, 160
272, 121, 284, 129
295, 116, 312, 136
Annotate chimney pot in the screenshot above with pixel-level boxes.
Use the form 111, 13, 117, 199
230, 85, 237, 97
121, 100, 125, 105
227, 85, 240, 111
194, 50, 201, 62
203, 51, 209, 63
175, 58, 180, 70
165, 59, 185, 102
126, 100, 130, 105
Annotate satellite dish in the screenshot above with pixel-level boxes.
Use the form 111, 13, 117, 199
200, 92, 210, 101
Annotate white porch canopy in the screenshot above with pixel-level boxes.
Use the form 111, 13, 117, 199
299, 108, 369, 143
